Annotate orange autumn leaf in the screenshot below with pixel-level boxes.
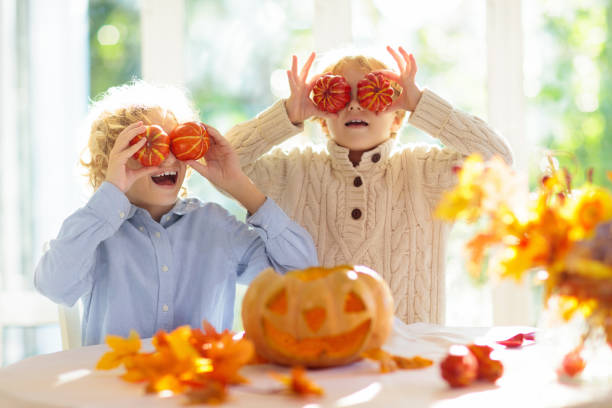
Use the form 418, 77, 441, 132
271, 366, 324, 396
96, 330, 141, 370
361, 348, 432, 372
392, 355, 434, 369
190, 322, 254, 385
361, 348, 397, 372
96, 321, 255, 402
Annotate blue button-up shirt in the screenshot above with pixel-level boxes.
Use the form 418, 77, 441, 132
34, 182, 317, 345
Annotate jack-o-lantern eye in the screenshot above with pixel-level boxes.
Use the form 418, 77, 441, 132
267, 288, 287, 314
303, 307, 326, 332
344, 291, 366, 312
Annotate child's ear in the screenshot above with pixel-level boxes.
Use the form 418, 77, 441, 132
390, 112, 403, 134
319, 117, 330, 137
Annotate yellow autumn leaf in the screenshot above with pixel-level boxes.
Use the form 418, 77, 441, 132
96, 330, 141, 370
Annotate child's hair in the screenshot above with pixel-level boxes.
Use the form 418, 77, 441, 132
315, 55, 407, 137
81, 80, 198, 191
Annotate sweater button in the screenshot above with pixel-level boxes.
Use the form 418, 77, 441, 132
371, 153, 381, 163
351, 208, 362, 220
353, 176, 362, 187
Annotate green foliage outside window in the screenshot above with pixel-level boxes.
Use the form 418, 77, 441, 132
529, 1, 612, 189
89, 0, 141, 100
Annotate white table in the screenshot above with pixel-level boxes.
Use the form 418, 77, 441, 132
0, 319, 610, 407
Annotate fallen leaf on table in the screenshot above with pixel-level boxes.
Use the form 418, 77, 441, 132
361, 348, 433, 372
496, 332, 536, 348
270, 366, 324, 396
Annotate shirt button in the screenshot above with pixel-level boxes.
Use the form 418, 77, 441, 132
119, 211, 125, 219
353, 176, 363, 187
162, 304, 169, 312
155, 232, 161, 238
371, 153, 381, 163
138, 226, 144, 232
351, 208, 362, 220
161, 265, 169, 272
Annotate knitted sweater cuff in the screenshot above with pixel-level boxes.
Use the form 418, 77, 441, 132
407, 89, 453, 139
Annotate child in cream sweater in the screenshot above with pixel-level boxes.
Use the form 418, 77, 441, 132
226, 47, 513, 324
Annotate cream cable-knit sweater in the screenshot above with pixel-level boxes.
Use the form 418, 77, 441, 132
227, 89, 513, 324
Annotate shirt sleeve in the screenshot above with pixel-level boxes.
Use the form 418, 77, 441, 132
226, 197, 318, 284
33, 182, 132, 306
408, 89, 514, 165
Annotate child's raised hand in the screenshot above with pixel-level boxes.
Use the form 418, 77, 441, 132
188, 127, 266, 213
187, 126, 243, 189
105, 121, 162, 192
379, 46, 422, 112
285, 52, 331, 124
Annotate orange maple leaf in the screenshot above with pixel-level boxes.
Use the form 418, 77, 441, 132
271, 366, 324, 396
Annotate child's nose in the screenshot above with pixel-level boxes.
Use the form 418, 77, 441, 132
347, 97, 363, 111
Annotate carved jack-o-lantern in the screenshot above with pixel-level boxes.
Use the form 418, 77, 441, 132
241, 265, 394, 367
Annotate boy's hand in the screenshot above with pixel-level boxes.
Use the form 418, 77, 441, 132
188, 127, 266, 214
105, 121, 161, 192
378, 46, 422, 112
285, 52, 332, 125
187, 126, 241, 187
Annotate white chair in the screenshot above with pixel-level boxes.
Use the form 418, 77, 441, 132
58, 301, 82, 350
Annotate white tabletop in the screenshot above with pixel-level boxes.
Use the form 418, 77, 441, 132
0, 319, 610, 408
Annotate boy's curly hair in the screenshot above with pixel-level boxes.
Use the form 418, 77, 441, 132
316, 55, 407, 137
81, 80, 198, 191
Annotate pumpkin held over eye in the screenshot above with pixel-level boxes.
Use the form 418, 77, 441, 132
169, 121, 210, 161
311, 74, 352, 113
241, 265, 394, 368
357, 72, 394, 113
129, 125, 170, 167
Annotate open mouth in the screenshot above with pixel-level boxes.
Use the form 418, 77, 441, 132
151, 171, 178, 186
345, 119, 369, 128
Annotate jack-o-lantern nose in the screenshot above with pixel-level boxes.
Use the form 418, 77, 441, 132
303, 307, 326, 332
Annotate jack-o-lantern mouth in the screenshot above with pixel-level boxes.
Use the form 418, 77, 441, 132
262, 318, 372, 361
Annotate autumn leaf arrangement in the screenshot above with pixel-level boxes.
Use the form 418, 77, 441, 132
96, 321, 433, 404
435, 153, 612, 377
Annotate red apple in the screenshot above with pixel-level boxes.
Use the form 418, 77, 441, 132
467, 344, 504, 382
440, 345, 478, 387
357, 72, 394, 112
311, 74, 351, 113
559, 347, 586, 377
129, 125, 170, 167
169, 121, 210, 161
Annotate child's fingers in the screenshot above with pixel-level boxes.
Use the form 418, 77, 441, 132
386, 46, 405, 72
299, 52, 316, 81
291, 55, 299, 77
204, 126, 228, 147
398, 47, 411, 63
286, 70, 297, 93
119, 137, 146, 160
187, 160, 207, 175
113, 122, 146, 152
374, 69, 400, 82
408, 53, 418, 78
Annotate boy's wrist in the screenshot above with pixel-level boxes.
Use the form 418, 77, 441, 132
224, 173, 266, 214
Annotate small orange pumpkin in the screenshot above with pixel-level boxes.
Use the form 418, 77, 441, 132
241, 265, 394, 367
